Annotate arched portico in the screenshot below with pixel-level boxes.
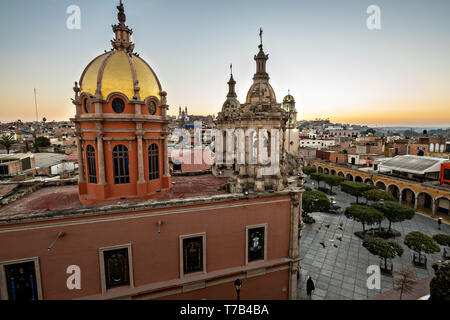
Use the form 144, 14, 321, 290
375, 180, 386, 190
387, 184, 400, 200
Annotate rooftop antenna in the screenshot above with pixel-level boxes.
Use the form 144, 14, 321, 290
34, 87, 38, 122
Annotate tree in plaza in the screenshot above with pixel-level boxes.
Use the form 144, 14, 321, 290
310, 172, 322, 189
321, 174, 345, 193
362, 237, 404, 271
404, 231, 440, 263
363, 189, 395, 203
302, 166, 316, 175
393, 269, 416, 300
344, 204, 384, 233
0, 134, 15, 154
340, 181, 375, 204
371, 201, 415, 232
303, 190, 331, 214
433, 234, 450, 259
432, 234, 450, 248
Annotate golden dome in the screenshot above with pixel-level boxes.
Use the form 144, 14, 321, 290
79, 50, 162, 101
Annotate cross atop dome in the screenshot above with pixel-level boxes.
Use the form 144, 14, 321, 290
259, 27, 263, 49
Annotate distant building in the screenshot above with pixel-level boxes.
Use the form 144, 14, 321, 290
0, 153, 35, 177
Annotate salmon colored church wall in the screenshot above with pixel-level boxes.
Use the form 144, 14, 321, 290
0, 196, 291, 300
155, 269, 289, 300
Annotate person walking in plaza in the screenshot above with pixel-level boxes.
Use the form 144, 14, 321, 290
306, 276, 315, 300
437, 217, 442, 230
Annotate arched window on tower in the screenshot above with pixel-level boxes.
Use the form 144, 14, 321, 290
113, 145, 130, 184
148, 143, 159, 180
86, 145, 97, 183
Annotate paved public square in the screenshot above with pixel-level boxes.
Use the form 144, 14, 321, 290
297, 179, 450, 300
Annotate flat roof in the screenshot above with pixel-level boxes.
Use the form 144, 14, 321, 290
0, 174, 229, 217
34, 153, 67, 168
0, 153, 33, 161
379, 155, 448, 175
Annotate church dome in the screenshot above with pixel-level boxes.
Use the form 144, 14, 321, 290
283, 94, 295, 103
245, 81, 277, 105
221, 98, 240, 119
79, 50, 162, 101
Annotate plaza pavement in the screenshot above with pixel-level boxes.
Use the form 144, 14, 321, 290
297, 179, 450, 300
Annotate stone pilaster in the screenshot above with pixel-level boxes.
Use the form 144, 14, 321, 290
96, 125, 106, 185
288, 189, 302, 300
136, 132, 145, 184
75, 125, 85, 183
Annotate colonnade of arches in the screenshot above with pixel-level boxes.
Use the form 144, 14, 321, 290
309, 163, 450, 216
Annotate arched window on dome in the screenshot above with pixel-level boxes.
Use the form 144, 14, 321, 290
113, 145, 130, 184
148, 144, 159, 180
86, 145, 97, 183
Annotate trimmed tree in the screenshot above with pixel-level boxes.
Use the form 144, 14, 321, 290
432, 234, 450, 247
363, 237, 404, 271
303, 190, 331, 214
341, 181, 375, 204
310, 172, 322, 189
322, 174, 345, 194
344, 204, 384, 233
363, 189, 396, 203
404, 231, 440, 264
371, 201, 415, 232
302, 166, 316, 175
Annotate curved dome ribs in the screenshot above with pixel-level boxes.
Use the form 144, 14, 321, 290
77, 1, 162, 103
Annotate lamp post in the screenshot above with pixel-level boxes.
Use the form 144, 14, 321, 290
234, 278, 242, 300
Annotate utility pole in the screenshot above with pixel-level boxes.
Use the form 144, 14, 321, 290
34, 87, 39, 122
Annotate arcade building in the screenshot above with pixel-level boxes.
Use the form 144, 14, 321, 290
0, 2, 303, 300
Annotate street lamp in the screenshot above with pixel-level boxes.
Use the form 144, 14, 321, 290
234, 278, 242, 300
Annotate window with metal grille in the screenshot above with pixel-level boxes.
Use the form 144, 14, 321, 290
0, 164, 8, 175
148, 143, 159, 180
86, 145, 97, 183
113, 145, 130, 184
21, 157, 31, 171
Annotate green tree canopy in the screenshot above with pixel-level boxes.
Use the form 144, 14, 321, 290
371, 201, 415, 232
432, 234, 450, 247
0, 134, 15, 154
363, 237, 404, 270
341, 181, 375, 204
303, 190, 331, 214
302, 166, 316, 175
34, 136, 51, 152
363, 189, 396, 202
321, 174, 345, 193
310, 172, 322, 188
344, 204, 384, 233
404, 231, 441, 261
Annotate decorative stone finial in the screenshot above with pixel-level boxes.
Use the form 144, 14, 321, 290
117, 0, 126, 25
